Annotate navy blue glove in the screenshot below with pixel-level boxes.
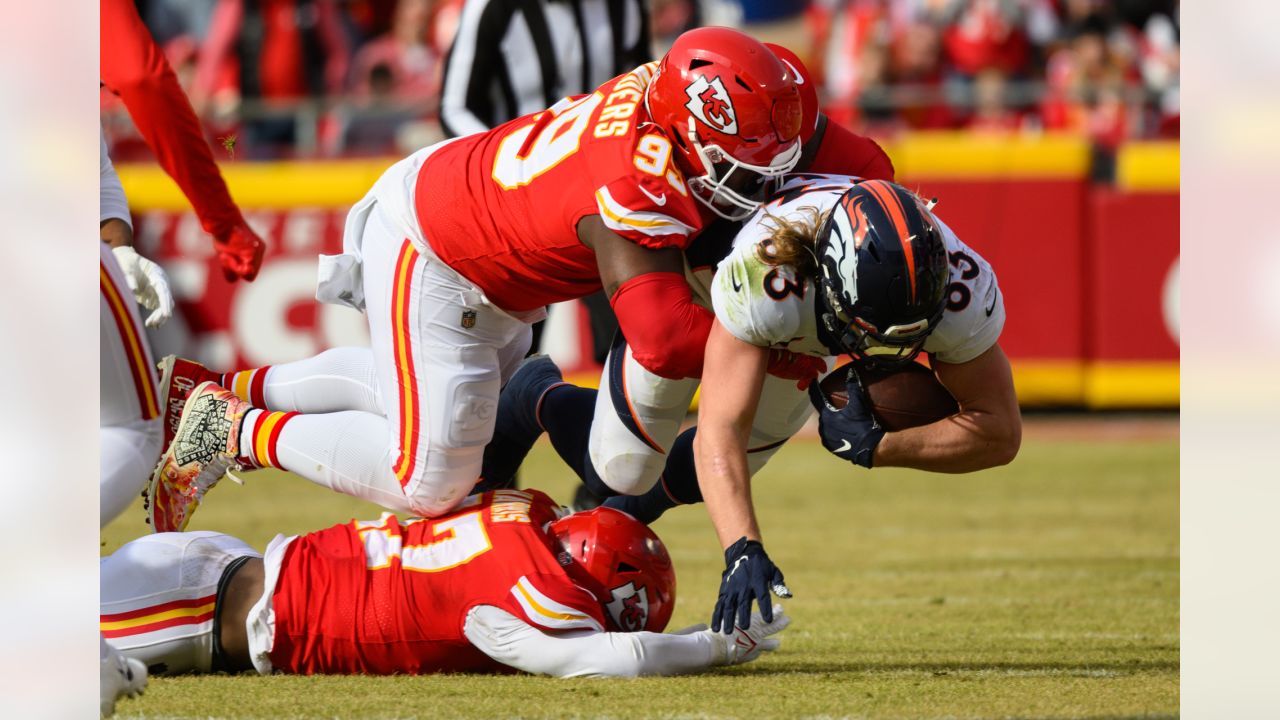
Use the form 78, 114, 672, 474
712, 537, 792, 634
808, 367, 886, 469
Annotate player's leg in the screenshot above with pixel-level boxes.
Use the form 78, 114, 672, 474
148, 200, 502, 523
150, 204, 523, 523
476, 354, 572, 491
606, 374, 814, 522
583, 335, 698, 497
481, 334, 696, 498
100, 531, 261, 674
264, 202, 527, 516
101, 245, 163, 527
740, 374, 815, 475
147, 208, 420, 529
379, 236, 530, 515
160, 347, 382, 419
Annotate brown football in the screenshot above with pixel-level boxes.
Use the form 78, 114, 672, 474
817, 362, 959, 431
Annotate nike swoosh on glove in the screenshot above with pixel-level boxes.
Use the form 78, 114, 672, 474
712, 538, 792, 634
807, 365, 886, 468
707, 604, 791, 666
111, 246, 174, 328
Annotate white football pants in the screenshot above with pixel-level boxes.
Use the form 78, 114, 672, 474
100, 243, 162, 527
587, 335, 815, 495
259, 191, 531, 517
100, 531, 259, 674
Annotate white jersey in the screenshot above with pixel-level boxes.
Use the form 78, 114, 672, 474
711, 175, 1005, 365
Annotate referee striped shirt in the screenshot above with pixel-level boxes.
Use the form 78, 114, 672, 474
439, 0, 651, 138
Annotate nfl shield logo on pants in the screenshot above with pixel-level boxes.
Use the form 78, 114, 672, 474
460, 309, 477, 329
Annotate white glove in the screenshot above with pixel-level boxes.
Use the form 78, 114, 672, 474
703, 604, 791, 666
111, 246, 174, 328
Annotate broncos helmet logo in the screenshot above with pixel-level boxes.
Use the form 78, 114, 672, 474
605, 581, 650, 632
684, 76, 738, 135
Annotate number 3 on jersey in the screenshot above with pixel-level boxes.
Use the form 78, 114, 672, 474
492, 94, 603, 190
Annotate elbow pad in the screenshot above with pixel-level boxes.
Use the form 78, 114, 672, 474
609, 272, 713, 380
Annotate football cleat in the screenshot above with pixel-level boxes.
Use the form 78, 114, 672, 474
146, 382, 249, 533
156, 355, 221, 451
475, 355, 567, 492
100, 638, 147, 717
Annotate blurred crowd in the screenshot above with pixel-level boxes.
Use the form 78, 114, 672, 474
101, 0, 1178, 163
811, 0, 1179, 143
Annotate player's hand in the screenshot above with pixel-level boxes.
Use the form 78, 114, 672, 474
703, 604, 791, 666
712, 537, 791, 634
212, 222, 266, 282
765, 349, 827, 390
808, 366, 885, 468
111, 246, 174, 328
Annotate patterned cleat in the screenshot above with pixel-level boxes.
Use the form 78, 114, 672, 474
475, 355, 568, 492
156, 355, 221, 451
146, 381, 249, 532
100, 638, 147, 717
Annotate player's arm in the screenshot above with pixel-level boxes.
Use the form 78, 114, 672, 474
464, 605, 789, 677
100, 0, 265, 281
694, 319, 768, 549
800, 114, 896, 180
872, 343, 1022, 471
578, 216, 714, 379
694, 320, 793, 633
102, 127, 173, 328
100, 128, 133, 248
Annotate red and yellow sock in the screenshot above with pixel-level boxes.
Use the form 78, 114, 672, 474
222, 367, 272, 407
238, 409, 298, 470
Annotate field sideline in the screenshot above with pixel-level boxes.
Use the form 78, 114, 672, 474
101, 416, 1179, 719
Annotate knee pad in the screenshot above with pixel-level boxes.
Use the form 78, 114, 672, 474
588, 447, 666, 496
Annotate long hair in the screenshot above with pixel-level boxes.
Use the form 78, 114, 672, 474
755, 206, 829, 277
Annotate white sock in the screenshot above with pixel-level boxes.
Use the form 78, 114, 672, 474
271, 410, 417, 514
260, 347, 381, 415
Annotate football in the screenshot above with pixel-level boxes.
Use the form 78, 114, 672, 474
817, 362, 959, 431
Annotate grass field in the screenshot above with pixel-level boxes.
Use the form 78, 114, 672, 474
101, 417, 1179, 719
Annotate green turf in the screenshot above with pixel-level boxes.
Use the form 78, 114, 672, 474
102, 430, 1178, 719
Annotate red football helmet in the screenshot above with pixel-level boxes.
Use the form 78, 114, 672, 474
646, 26, 804, 219
763, 43, 821, 145
548, 506, 676, 633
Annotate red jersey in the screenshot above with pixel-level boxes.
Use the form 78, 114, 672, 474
413, 62, 706, 313
806, 119, 895, 181
100, 0, 247, 240
269, 489, 606, 675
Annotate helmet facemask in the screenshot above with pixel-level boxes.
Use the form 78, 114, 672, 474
684, 120, 802, 220
819, 288, 943, 369
642, 27, 805, 222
